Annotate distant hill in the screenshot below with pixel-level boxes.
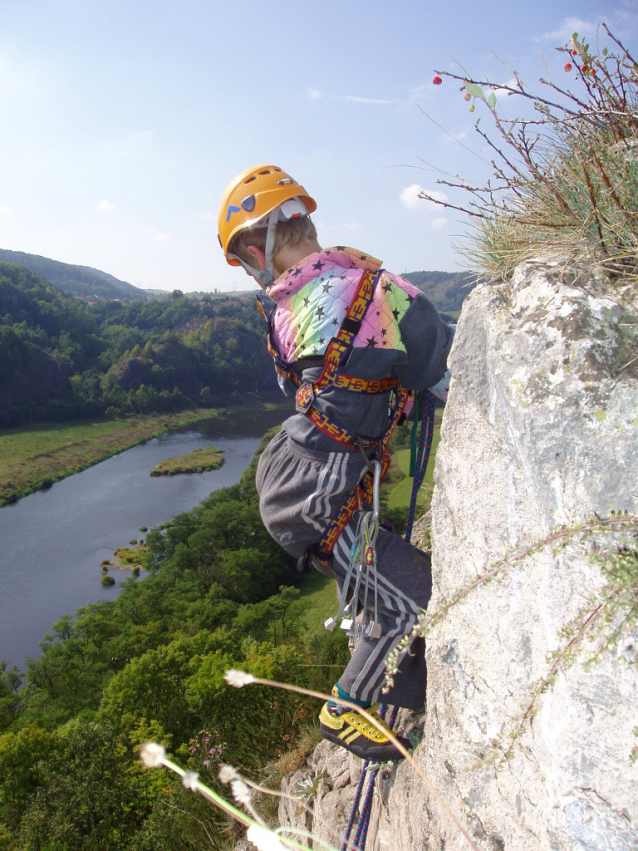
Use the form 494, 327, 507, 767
403, 270, 477, 319
0, 249, 477, 317
0, 249, 150, 302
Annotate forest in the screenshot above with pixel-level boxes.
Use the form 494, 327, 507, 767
0, 429, 351, 849
0, 262, 277, 429
0, 259, 471, 431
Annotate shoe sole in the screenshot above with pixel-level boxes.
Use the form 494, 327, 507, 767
319, 721, 408, 761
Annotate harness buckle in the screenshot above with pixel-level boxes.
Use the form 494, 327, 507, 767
295, 382, 315, 413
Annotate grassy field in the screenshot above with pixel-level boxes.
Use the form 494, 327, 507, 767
150, 446, 224, 476
0, 406, 269, 507
385, 428, 441, 512
297, 570, 339, 635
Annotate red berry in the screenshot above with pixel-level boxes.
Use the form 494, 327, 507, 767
589, 67, 596, 75
564, 62, 572, 72
432, 75, 442, 85
464, 92, 471, 101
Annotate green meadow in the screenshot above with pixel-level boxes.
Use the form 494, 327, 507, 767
0, 407, 239, 506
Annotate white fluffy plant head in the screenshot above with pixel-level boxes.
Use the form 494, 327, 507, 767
246, 825, 286, 851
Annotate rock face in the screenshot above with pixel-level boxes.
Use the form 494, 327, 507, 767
277, 260, 638, 850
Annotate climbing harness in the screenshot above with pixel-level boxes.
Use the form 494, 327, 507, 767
257, 266, 411, 563
259, 265, 436, 635
341, 704, 399, 851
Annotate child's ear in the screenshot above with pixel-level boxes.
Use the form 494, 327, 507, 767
246, 245, 266, 271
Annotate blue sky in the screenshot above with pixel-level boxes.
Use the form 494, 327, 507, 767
0, 1, 636, 293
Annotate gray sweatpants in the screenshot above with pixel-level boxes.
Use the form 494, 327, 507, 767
256, 428, 431, 709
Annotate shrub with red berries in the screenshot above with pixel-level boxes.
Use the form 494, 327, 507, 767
427, 24, 638, 285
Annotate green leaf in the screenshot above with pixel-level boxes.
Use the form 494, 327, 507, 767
505, 118, 519, 137
603, 47, 608, 56
487, 91, 497, 109
465, 82, 485, 99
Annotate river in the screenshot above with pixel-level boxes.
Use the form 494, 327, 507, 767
0, 408, 289, 670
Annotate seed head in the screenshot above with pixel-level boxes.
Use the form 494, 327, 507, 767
219, 764, 240, 784
246, 824, 286, 851
182, 771, 199, 792
139, 742, 166, 768
224, 669, 255, 688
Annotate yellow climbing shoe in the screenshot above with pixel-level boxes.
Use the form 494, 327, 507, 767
319, 702, 409, 761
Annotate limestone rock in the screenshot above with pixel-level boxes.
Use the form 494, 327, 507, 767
276, 259, 638, 851
424, 259, 638, 849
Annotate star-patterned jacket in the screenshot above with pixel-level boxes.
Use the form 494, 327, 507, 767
265, 246, 453, 452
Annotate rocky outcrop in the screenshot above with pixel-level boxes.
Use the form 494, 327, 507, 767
277, 259, 638, 850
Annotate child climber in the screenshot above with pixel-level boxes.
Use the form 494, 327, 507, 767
217, 165, 453, 761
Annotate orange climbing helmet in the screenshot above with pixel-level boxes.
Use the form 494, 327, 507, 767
217, 164, 317, 266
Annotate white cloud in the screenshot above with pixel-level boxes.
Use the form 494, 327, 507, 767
337, 95, 394, 105
408, 84, 430, 99
308, 87, 394, 105
147, 228, 169, 243
494, 78, 518, 99
432, 217, 448, 229
201, 212, 216, 222
96, 199, 117, 212
440, 127, 470, 144
400, 184, 447, 212
0, 204, 10, 214
536, 16, 602, 43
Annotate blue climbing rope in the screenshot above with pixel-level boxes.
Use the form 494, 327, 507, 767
341, 393, 435, 850
405, 390, 435, 544
341, 705, 398, 851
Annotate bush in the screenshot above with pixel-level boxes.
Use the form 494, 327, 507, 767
101, 575, 115, 587
430, 24, 638, 292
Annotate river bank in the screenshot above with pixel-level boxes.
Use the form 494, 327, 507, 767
0, 400, 289, 506
0, 422, 288, 669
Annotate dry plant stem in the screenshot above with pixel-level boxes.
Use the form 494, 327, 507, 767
604, 22, 638, 66
420, 514, 638, 640
419, 193, 486, 219
234, 675, 481, 851
147, 752, 320, 851
499, 600, 605, 763
242, 775, 316, 823
434, 68, 581, 117
160, 756, 254, 828
158, 801, 218, 849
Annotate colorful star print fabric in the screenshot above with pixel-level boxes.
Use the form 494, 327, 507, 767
268, 247, 421, 363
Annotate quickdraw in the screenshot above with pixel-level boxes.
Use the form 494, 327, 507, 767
324, 460, 383, 640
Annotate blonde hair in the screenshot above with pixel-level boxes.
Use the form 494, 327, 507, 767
229, 215, 317, 267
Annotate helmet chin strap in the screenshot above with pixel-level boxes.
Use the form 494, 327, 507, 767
226, 252, 275, 288
227, 207, 279, 288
